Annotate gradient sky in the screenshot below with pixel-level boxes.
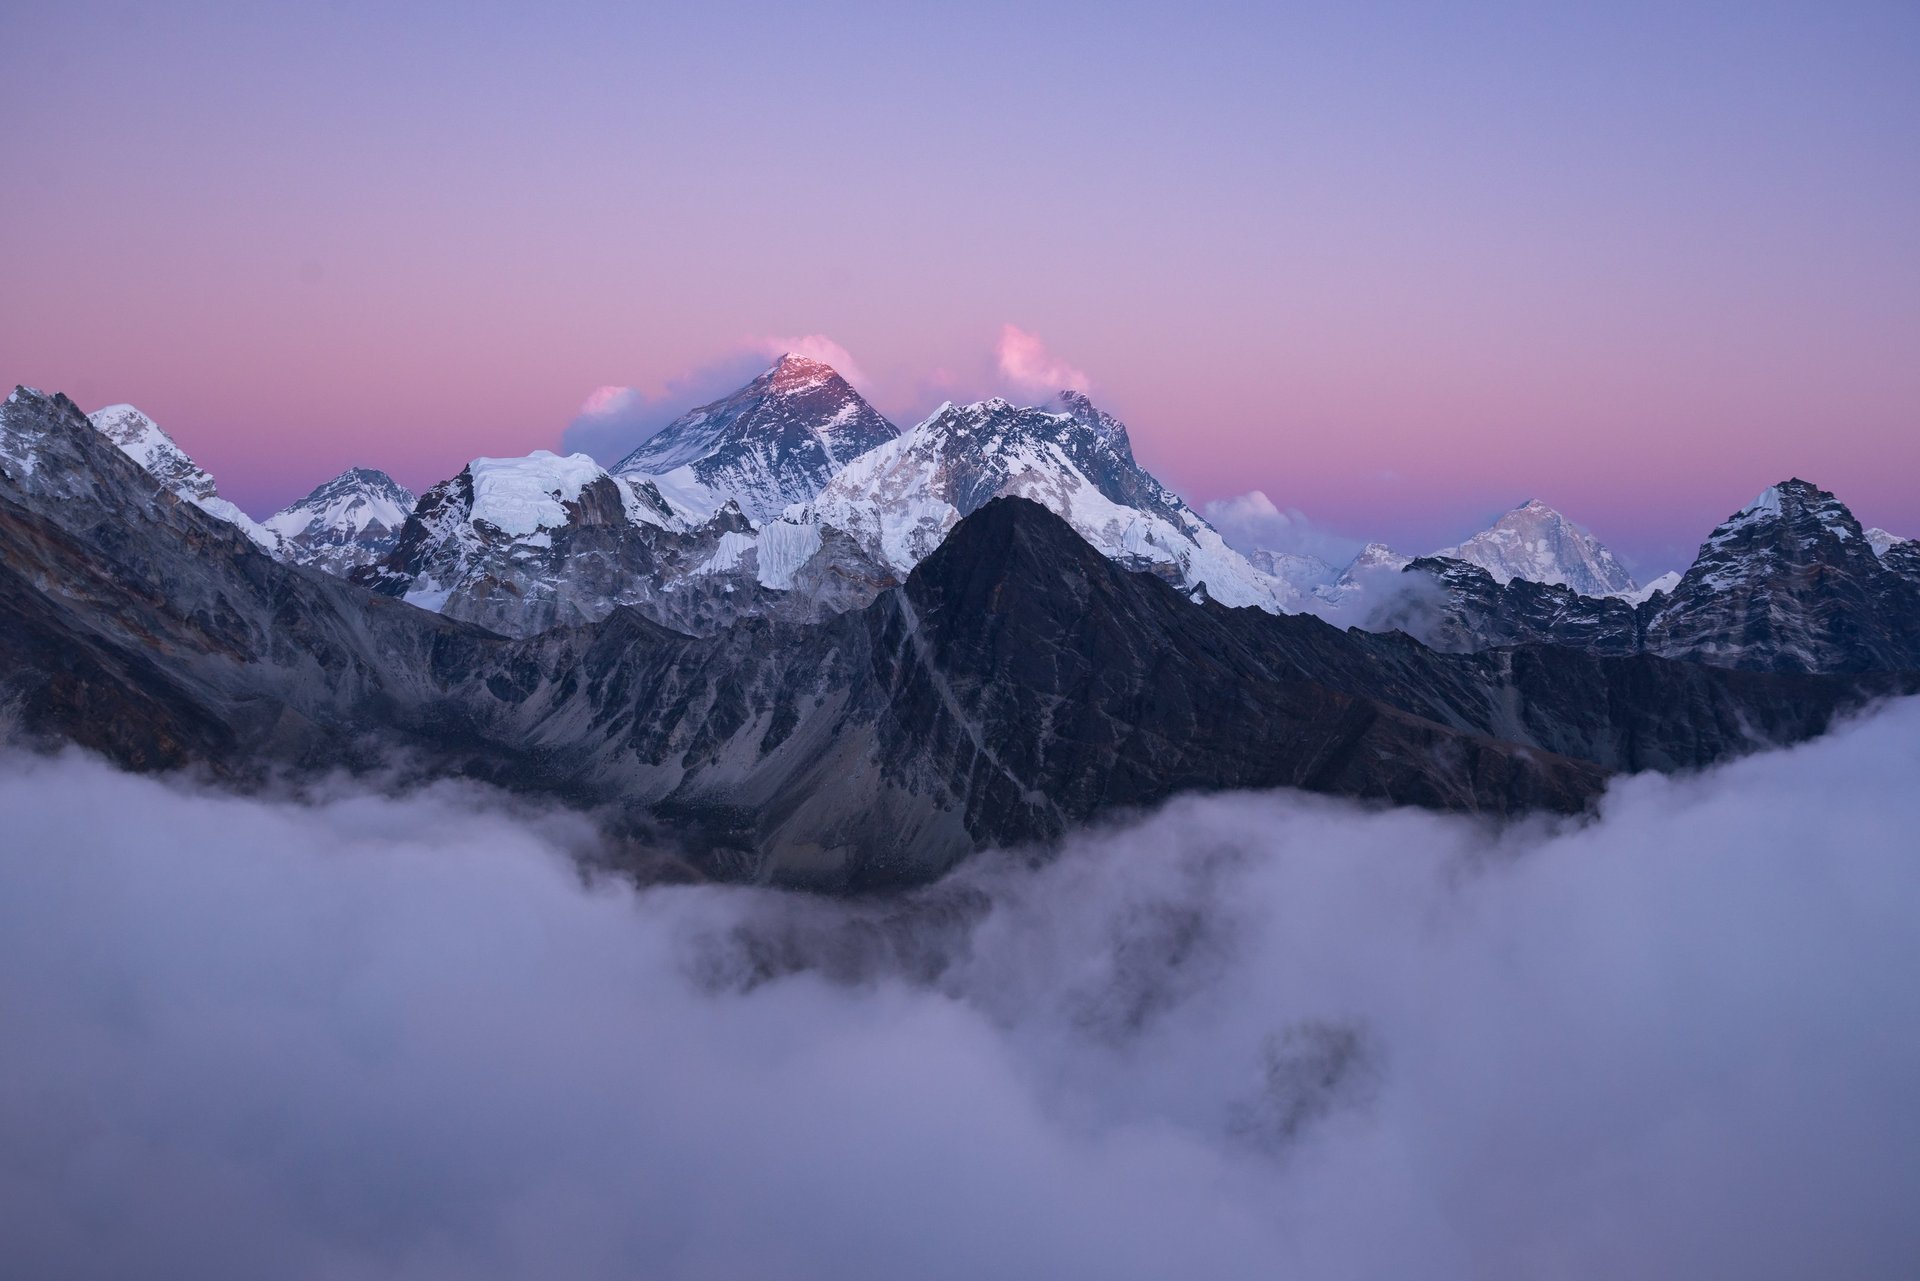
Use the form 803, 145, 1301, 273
4, 1, 1916, 574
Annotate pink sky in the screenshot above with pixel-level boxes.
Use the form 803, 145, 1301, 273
4, 3, 1915, 574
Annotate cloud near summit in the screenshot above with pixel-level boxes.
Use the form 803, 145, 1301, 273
997, 324, 1091, 396
559, 334, 867, 464
761, 334, 867, 386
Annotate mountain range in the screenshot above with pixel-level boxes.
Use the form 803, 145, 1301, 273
2, 365, 1915, 889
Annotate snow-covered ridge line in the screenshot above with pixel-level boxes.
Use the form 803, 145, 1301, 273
785, 393, 1290, 612
85, 403, 279, 552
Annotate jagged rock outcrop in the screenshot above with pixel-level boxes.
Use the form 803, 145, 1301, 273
1642, 481, 1920, 672
353, 450, 897, 638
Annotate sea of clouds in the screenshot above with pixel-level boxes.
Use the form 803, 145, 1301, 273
4, 699, 1919, 1279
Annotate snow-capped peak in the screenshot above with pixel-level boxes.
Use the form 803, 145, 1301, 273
85, 402, 278, 551
1706, 478, 1858, 550
1313, 542, 1412, 607
1739, 485, 1785, 520
609, 356, 899, 523
1432, 499, 1638, 597
1050, 388, 1134, 455
764, 352, 838, 395
1865, 527, 1910, 559
88, 403, 220, 503
789, 393, 1288, 611
266, 467, 414, 538
264, 467, 418, 574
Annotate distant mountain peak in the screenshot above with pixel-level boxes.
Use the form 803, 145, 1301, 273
611, 356, 898, 522
1434, 499, 1637, 597
794, 394, 1286, 610
764, 351, 839, 393
1866, 527, 1910, 559
265, 467, 417, 575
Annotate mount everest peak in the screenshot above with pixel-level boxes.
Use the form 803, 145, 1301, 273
610, 353, 899, 522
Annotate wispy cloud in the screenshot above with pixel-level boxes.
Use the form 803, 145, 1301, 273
1203, 489, 1363, 565
996, 324, 1091, 396
558, 352, 769, 464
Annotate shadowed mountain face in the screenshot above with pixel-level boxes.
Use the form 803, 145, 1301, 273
2, 388, 1913, 889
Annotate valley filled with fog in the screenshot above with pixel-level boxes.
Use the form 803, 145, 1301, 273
3, 700, 1918, 1280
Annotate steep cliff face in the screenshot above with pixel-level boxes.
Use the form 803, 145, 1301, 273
4, 388, 1914, 891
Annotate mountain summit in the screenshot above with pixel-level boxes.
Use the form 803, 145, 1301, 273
85, 403, 277, 550
611, 353, 898, 521
264, 468, 417, 575
1433, 498, 1638, 597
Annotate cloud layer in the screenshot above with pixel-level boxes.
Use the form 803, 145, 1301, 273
4, 700, 1920, 1279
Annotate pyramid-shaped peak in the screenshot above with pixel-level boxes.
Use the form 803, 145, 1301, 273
764, 352, 844, 392
301, 466, 415, 505
1435, 498, 1636, 595
1709, 479, 1864, 556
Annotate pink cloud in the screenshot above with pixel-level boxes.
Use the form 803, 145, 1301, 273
996, 324, 1091, 395
578, 385, 639, 417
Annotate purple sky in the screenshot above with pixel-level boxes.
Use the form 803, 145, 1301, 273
3, 1, 1915, 574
